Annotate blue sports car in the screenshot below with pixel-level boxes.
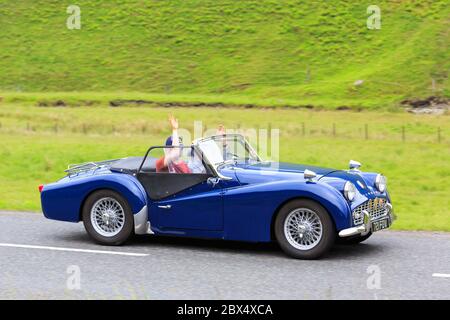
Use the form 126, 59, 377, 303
40, 133, 394, 259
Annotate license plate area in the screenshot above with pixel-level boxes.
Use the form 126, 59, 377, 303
371, 218, 390, 232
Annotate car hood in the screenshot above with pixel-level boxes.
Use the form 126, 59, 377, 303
228, 161, 383, 198
235, 161, 337, 176
229, 161, 337, 185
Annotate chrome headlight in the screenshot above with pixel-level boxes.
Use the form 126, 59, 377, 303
344, 181, 356, 201
375, 174, 387, 193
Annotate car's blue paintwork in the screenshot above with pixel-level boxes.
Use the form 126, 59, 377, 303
152, 181, 224, 231
40, 160, 390, 242
41, 168, 147, 222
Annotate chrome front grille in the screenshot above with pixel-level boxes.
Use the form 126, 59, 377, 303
352, 198, 388, 225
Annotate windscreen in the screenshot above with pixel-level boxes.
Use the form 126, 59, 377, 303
197, 135, 260, 166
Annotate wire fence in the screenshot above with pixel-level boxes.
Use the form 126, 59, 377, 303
279, 123, 446, 144
0, 120, 447, 145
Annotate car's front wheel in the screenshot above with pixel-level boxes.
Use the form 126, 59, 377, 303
274, 199, 335, 259
82, 189, 134, 245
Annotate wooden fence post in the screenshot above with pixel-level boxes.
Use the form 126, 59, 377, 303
268, 123, 272, 145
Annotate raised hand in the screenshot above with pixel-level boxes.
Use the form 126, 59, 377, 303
217, 124, 226, 135
169, 114, 179, 130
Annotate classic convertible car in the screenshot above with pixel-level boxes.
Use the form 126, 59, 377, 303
40, 134, 394, 259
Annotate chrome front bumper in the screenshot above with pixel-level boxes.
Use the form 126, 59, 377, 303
338, 203, 394, 238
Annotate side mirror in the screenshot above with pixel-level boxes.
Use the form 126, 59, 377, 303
207, 177, 221, 187
349, 160, 362, 170
304, 169, 317, 182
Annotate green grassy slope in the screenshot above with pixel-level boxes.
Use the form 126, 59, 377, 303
0, 0, 448, 108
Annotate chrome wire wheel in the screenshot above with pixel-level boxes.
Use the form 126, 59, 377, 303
90, 197, 125, 237
284, 208, 323, 250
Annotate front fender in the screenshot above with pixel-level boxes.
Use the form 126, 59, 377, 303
41, 173, 147, 222
223, 179, 352, 242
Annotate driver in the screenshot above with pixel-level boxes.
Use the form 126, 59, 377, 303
155, 115, 191, 174
155, 115, 207, 174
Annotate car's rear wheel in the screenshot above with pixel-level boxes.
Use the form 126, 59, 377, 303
82, 189, 134, 245
337, 232, 372, 245
274, 199, 335, 259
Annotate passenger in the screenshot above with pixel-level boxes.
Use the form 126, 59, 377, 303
216, 124, 234, 161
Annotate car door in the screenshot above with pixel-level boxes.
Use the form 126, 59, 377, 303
136, 146, 224, 231
151, 179, 223, 230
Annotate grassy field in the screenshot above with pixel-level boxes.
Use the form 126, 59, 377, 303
0, 1, 448, 109
0, 103, 449, 231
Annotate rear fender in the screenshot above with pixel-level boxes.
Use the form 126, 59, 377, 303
41, 173, 147, 222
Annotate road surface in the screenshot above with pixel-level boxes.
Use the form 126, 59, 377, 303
0, 211, 449, 299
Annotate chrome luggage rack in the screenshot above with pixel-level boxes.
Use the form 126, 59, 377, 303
65, 159, 119, 176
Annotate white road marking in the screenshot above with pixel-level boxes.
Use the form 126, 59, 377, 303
432, 273, 450, 278
0, 243, 148, 257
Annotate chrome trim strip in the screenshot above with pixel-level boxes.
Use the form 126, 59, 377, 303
134, 205, 154, 235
